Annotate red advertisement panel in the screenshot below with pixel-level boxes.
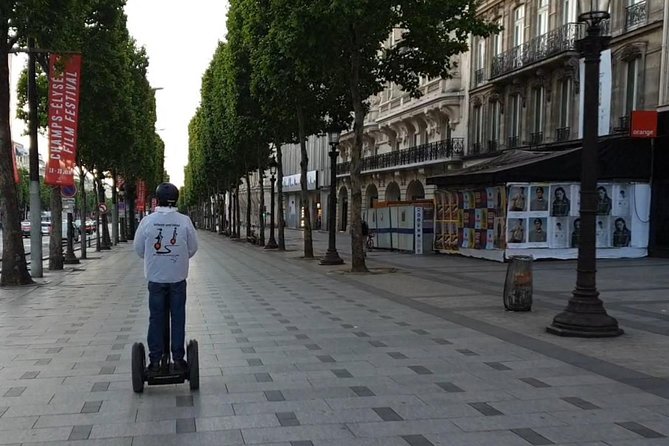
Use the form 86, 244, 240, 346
45, 54, 82, 186
630, 110, 658, 138
136, 180, 146, 212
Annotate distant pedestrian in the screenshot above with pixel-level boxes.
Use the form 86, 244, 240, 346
133, 183, 198, 374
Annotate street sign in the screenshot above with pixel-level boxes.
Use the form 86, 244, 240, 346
98, 203, 108, 214
61, 184, 77, 198
63, 198, 75, 210
118, 202, 126, 213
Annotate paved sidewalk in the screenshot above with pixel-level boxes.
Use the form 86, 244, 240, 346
0, 230, 667, 445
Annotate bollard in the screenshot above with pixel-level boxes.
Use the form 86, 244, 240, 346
503, 255, 533, 311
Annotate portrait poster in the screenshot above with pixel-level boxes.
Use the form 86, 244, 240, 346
549, 184, 572, 217
462, 191, 473, 210
494, 217, 506, 248
596, 216, 611, 248
529, 184, 550, 212
570, 185, 581, 216
612, 216, 632, 248
613, 184, 630, 216
508, 185, 528, 212
461, 228, 474, 248
549, 217, 570, 249
596, 184, 613, 216
507, 217, 527, 245
475, 208, 487, 230
474, 189, 484, 208
569, 217, 581, 248
527, 217, 549, 246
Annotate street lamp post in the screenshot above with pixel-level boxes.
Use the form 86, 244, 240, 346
63, 212, 79, 264
547, 0, 622, 337
119, 188, 127, 242
265, 157, 278, 249
320, 132, 344, 265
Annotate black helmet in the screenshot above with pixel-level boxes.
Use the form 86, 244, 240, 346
155, 182, 179, 207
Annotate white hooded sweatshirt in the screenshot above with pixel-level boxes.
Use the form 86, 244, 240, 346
133, 207, 198, 283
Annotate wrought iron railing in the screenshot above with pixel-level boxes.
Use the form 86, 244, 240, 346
555, 127, 571, 142
491, 23, 584, 78
614, 115, 630, 133
474, 68, 485, 86
626, 1, 647, 31
530, 132, 544, 145
336, 138, 464, 175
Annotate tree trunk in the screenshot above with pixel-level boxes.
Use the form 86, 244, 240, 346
259, 167, 265, 246
97, 173, 111, 249
0, 45, 33, 285
296, 106, 314, 258
218, 191, 225, 234
276, 143, 286, 250
48, 187, 64, 270
111, 172, 118, 245
127, 182, 136, 240
78, 167, 87, 259
228, 190, 233, 236
348, 50, 368, 272
245, 172, 252, 239
235, 186, 241, 238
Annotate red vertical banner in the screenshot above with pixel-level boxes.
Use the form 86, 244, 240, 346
45, 53, 82, 186
11, 142, 20, 183
136, 180, 146, 212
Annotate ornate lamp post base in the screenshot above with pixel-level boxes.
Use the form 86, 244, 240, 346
265, 238, 278, 249
320, 249, 344, 265
547, 295, 623, 337
64, 254, 80, 264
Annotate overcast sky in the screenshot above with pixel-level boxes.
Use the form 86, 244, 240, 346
125, 0, 229, 187
9, 2, 228, 188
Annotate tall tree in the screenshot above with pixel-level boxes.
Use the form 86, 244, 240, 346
1, 0, 86, 285
316, 0, 498, 271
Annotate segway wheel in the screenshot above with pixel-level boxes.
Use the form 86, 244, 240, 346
187, 340, 199, 390
131, 342, 145, 393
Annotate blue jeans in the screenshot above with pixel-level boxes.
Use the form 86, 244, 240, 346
147, 280, 187, 363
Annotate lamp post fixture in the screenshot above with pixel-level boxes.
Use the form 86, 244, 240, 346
119, 188, 127, 242
265, 157, 279, 250
320, 131, 344, 265
547, 0, 622, 337
63, 212, 80, 264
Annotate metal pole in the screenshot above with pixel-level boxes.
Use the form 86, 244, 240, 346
265, 174, 278, 249
28, 37, 42, 277
547, 21, 622, 337
320, 143, 344, 265
63, 212, 79, 264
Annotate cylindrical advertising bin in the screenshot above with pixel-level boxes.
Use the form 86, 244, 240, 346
503, 255, 533, 311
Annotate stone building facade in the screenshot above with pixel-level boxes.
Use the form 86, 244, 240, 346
468, 0, 664, 156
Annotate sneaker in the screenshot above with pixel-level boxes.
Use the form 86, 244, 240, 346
173, 359, 188, 373
147, 362, 160, 374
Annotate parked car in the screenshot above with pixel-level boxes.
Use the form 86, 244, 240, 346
21, 220, 31, 237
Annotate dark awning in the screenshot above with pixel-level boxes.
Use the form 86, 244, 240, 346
427, 137, 652, 188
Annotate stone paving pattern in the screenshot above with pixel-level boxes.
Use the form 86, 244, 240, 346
0, 229, 668, 445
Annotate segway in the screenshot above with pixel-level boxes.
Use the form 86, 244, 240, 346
131, 298, 199, 393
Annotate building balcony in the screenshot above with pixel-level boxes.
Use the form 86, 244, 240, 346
491, 23, 583, 79
530, 131, 544, 146
555, 127, 572, 142
625, 1, 648, 31
613, 115, 630, 134
336, 138, 464, 176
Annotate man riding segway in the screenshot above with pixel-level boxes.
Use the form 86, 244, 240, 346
132, 183, 199, 392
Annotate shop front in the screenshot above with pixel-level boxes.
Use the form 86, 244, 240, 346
428, 139, 653, 261
282, 170, 320, 229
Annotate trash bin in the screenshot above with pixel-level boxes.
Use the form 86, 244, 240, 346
503, 255, 533, 311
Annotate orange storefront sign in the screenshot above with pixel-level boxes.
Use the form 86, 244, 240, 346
630, 110, 658, 138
